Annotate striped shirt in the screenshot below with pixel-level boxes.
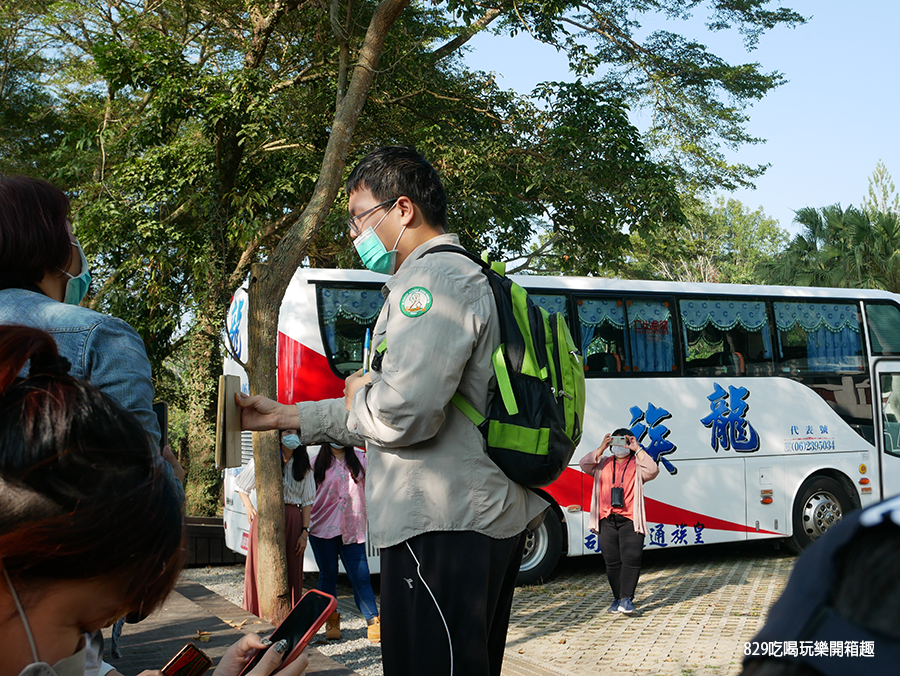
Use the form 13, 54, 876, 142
234, 456, 315, 507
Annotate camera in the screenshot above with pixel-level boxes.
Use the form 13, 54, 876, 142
610, 486, 625, 508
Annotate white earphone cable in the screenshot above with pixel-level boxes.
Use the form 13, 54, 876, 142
406, 541, 453, 675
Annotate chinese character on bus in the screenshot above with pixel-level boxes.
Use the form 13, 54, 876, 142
629, 402, 678, 474
648, 523, 668, 547
693, 522, 705, 544
228, 297, 244, 359
700, 383, 760, 453
671, 523, 688, 545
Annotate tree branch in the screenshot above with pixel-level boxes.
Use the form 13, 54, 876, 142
430, 7, 502, 61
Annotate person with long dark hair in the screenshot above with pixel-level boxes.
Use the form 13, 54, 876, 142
0, 325, 306, 675
0, 173, 187, 668
309, 444, 379, 643
0, 175, 183, 494
236, 430, 315, 616
580, 428, 659, 615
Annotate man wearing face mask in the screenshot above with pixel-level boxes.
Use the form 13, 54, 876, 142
236, 146, 548, 676
579, 429, 659, 615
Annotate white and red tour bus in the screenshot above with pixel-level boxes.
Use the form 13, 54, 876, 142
223, 266, 900, 584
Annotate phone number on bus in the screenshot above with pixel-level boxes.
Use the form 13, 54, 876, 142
784, 439, 837, 452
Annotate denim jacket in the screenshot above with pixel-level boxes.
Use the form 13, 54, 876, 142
0, 288, 183, 499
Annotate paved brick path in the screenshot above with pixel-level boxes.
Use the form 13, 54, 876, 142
503, 542, 796, 675
107, 540, 796, 676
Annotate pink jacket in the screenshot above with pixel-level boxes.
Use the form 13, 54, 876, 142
579, 449, 659, 535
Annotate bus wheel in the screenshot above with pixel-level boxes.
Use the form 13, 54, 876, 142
788, 476, 853, 552
517, 510, 563, 586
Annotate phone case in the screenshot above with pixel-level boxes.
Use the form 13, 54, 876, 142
162, 643, 212, 676
239, 589, 337, 675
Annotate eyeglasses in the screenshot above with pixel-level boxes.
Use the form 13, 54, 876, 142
347, 198, 397, 236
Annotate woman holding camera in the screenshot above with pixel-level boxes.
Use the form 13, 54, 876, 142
579, 428, 659, 614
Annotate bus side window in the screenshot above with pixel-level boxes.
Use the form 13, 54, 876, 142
626, 298, 676, 373
317, 286, 385, 376
773, 301, 863, 374
866, 303, 900, 356
679, 299, 772, 377
530, 294, 568, 321
576, 297, 629, 375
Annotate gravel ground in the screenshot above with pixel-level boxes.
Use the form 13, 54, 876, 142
180, 565, 384, 676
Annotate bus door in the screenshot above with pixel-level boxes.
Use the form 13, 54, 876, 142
874, 359, 900, 498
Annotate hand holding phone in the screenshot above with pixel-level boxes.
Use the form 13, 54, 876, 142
162, 643, 212, 676
609, 435, 628, 447
239, 589, 337, 676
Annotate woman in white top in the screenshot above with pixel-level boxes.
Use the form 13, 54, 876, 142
236, 429, 315, 616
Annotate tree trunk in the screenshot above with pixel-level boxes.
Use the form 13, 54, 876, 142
242, 0, 410, 622
184, 293, 225, 516
246, 262, 291, 623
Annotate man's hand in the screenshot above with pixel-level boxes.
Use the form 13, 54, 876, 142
235, 392, 299, 431
343, 370, 372, 412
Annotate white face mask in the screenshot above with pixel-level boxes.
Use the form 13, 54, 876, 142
4, 569, 88, 676
611, 446, 631, 458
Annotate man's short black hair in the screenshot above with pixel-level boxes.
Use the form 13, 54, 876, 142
346, 146, 448, 229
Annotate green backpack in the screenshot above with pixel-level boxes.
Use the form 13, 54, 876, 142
425, 246, 586, 487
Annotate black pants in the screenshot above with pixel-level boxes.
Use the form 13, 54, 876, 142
599, 513, 645, 599
380, 530, 526, 676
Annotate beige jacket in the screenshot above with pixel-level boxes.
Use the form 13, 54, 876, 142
297, 234, 547, 549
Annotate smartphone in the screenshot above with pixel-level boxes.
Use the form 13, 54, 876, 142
239, 589, 337, 675
154, 400, 169, 449
609, 435, 628, 446
162, 643, 212, 676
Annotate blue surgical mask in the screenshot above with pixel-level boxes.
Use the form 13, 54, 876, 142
353, 202, 405, 275
282, 434, 301, 450
58, 242, 91, 306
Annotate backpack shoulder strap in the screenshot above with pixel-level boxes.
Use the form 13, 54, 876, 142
420, 245, 507, 277
419, 245, 518, 425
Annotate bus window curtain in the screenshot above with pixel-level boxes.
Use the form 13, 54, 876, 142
318, 287, 385, 355
807, 325, 862, 372
577, 299, 625, 358
627, 300, 674, 372
679, 299, 772, 360
774, 302, 862, 372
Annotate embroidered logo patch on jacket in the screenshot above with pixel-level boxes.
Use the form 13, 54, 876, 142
400, 287, 432, 317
